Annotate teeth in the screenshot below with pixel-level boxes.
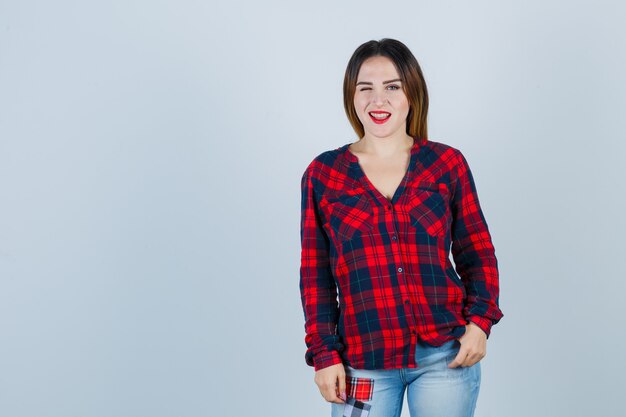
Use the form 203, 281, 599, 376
370, 112, 390, 119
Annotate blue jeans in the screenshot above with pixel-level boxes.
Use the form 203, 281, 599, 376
331, 339, 481, 417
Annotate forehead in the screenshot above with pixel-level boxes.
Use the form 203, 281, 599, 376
356, 56, 400, 81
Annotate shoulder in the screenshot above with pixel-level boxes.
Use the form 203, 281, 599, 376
423, 139, 464, 158
301, 144, 350, 181
422, 139, 469, 170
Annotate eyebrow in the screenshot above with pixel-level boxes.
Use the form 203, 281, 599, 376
356, 78, 402, 86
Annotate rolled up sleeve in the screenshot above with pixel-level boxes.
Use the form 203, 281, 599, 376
450, 151, 504, 338
299, 167, 344, 370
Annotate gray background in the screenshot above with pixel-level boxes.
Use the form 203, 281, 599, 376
1, 1, 624, 416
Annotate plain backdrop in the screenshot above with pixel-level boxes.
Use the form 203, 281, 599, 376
1, 1, 625, 416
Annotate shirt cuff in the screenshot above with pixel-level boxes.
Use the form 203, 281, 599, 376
312, 350, 343, 372
467, 315, 493, 339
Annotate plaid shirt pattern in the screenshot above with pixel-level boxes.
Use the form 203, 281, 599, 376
299, 138, 503, 371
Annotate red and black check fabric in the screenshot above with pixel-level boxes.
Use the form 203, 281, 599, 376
299, 137, 504, 371
345, 376, 374, 402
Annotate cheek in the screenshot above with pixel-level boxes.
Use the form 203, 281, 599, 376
398, 95, 410, 110
355, 111, 368, 125
353, 95, 367, 110
397, 99, 410, 117
353, 98, 368, 119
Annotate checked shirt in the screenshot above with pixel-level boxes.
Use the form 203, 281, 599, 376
299, 137, 503, 371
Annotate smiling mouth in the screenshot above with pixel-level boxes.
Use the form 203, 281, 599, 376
369, 111, 391, 124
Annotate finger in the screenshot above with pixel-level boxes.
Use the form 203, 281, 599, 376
320, 385, 341, 403
337, 369, 347, 401
448, 350, 467, 368
459, 351, 470, 367
326, 386, 344, 404
461, 355, 476, 367
465, 356, 479, 367
463, 350, 483, 367
331, 393, 344, 404
320, 380, 343, 404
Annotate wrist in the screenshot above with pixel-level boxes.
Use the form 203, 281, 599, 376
467, 316, 491, 338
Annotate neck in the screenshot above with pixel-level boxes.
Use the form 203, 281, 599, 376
356, 133, 414, 157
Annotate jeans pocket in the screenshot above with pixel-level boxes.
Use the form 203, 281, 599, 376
445, 343, 481, 380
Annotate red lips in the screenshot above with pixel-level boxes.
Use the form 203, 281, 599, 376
369, 111, 391, 124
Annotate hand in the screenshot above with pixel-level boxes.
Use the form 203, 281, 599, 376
314, 363, 347, 404
448, 322, 487, 368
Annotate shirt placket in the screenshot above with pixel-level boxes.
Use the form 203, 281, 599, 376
382, 197, 420, 365
353, 156, 422, 367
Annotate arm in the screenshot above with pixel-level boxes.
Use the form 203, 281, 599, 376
299, 167, 344, 371
450, 151, 504, 338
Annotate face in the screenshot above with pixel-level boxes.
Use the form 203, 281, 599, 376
353, 55, 410, 140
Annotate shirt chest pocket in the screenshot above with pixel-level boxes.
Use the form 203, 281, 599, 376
324, 193, 374, 242
406, 181, 451, 237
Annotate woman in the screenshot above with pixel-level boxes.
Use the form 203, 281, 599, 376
299, 38, 503, 417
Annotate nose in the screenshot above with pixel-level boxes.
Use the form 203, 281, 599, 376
372, 90, 388, 106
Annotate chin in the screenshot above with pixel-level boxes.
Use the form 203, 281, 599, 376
365, 125, 404, 138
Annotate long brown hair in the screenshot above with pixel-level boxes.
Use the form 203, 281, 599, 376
343, 38, 429, 141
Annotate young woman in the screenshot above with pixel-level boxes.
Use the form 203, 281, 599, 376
299, 38, 503, 417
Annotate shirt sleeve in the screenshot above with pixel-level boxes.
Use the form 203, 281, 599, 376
450, 151, 504, 338
299, 167, 344, 371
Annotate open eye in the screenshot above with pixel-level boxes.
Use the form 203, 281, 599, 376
387, 85, 400, 91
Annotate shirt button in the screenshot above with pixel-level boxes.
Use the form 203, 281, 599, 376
404, 299, 410, 305
398, 267, 403, 273
391, 235, 397, 241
